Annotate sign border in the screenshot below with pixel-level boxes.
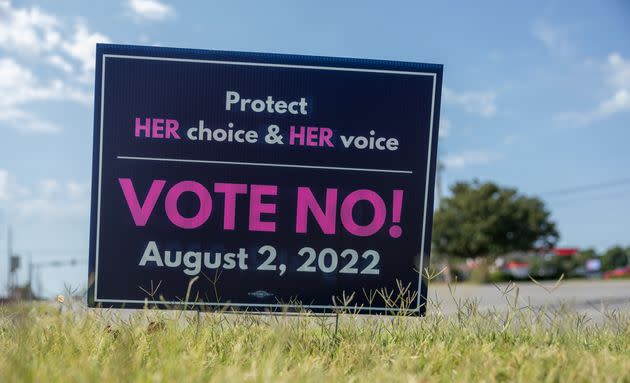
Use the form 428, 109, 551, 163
88, 44, 442, 315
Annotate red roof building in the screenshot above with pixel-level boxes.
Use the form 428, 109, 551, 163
553, 248, 579, 257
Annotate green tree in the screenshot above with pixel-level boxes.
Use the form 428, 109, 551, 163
601, 246, 629, 271
433, 181, 559, 262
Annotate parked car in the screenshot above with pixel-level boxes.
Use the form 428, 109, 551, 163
603, 265, 630, 279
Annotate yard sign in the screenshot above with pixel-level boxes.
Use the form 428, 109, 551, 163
88, 44, 442, 315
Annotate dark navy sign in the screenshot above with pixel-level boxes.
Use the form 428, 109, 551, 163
88, 44, 442, 315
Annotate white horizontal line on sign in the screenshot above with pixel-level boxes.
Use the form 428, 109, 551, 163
116, 156, 413, 174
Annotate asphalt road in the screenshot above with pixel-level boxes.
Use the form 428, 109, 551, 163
427, 279, 630, 316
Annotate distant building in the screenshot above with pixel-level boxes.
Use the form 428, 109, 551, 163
553, 248, 579, 257
503, 260, 530, 279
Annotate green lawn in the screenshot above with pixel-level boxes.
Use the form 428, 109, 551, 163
1, 296, 629, 382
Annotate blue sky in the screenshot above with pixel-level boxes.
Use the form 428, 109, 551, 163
0, 0, 629, 296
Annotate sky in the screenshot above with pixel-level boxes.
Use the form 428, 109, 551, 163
0, 0, 629, 296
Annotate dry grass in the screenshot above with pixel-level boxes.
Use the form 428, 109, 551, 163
1, 283, 629, 382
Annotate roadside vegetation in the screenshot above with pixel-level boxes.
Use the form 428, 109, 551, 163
432, 181, 630, 283
1, 281, 628, 382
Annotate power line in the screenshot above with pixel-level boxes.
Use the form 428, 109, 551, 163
541, 177, 630, 196
550, 188, 630, 207
23, 250, 88, 256
32, 259, 87, 268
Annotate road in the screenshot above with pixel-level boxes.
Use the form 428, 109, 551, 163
427, 279, 630, 316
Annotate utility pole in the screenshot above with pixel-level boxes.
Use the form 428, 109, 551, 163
27, 253, 33, 300
6, 226, 22, 299
6, 226, 11, 296
434, 156, 452, 282
436, 159, 444, 209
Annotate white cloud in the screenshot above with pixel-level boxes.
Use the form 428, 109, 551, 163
40, 179, 61, 197
531, 19, 573, 56
0, 57, 41, 97
0, 58, 89, 105
439, 118, 452, 138
0, 108, 62, 133
0, 168, 29, 202
0, 58, 91, 133
0, 2, 106, 133
66, 180, 89, 199
0, 1, 109, 73
128, 0, 173, 21
0, 1, 60, 55
598, 89, 630, 116
19, 179, 90, 220
555, 52, 630, 126
0, 169, 9, 200
15, 193, 89, 220
443, 87, 497, 117
0, 169, 90, 221
47, 54, 73, 73
443, 150, 501, 169
62, 23, 110, 82
608, 53, 630, 89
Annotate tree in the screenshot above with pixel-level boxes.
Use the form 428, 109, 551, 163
432, 181, 559, 260
601, 246, 629, 271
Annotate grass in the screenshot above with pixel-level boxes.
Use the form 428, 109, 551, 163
1, 283, 629, 382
